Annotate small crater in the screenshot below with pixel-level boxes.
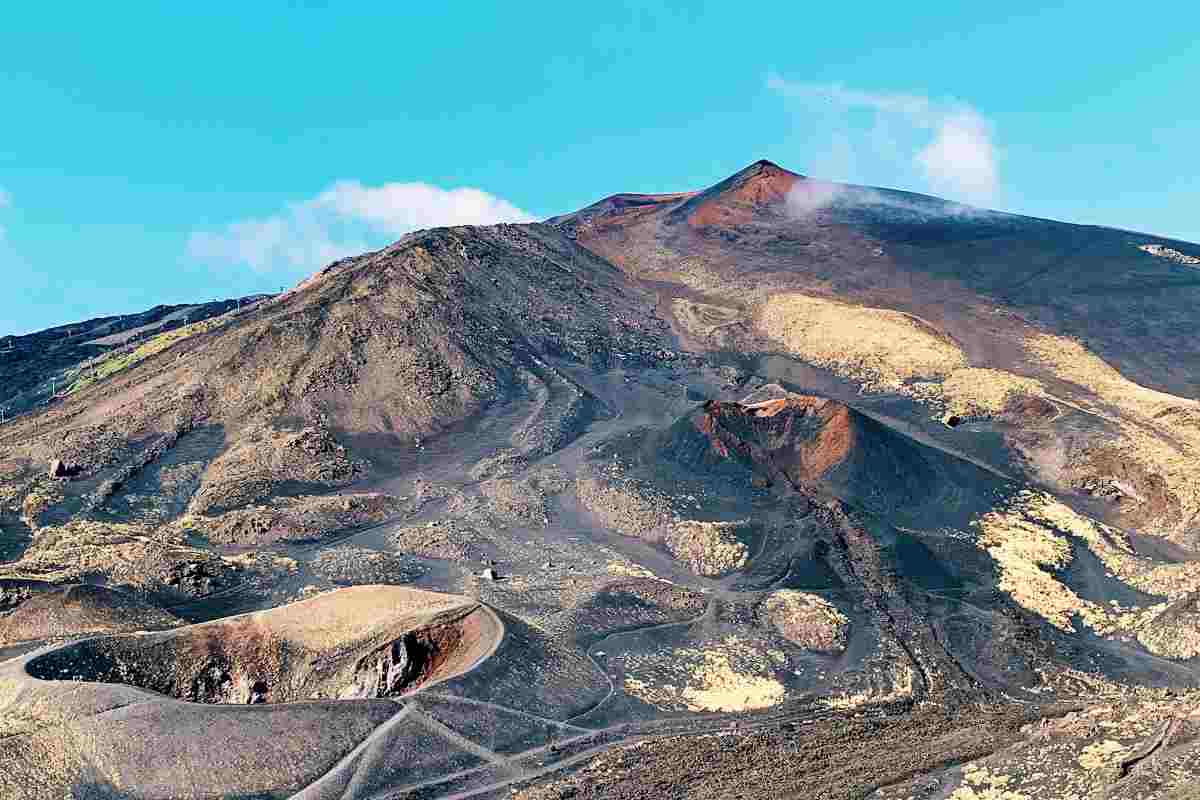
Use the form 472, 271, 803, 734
24, 586, 497, 704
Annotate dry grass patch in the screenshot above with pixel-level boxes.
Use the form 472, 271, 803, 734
937, 368, 1046, 419
479, 467, 569, 527
947, 765, 1032, 800
0, 519, 235, 597
757, 294, 967, 392
973, 499, 1107, 633
640, 255, 742, 294
972, 491, 1200, 653
17, 479, 63, 529
680, 650, 787, 712
66, 316, 223, 396
1019, 491, 1200, 599
606, 560, 658, 579
575, 474, 674, 538
821, 662, 917, 710
919, 690, 1200, 800
760, 590, 849, 653
188, 425, 364, 515
1026, 333, 1192, 415
621, 634, 788, 712
309, 546, 421, 585
1026, 333, 1200, 529
665, 520, 749, 577
179, 492, 402, 546
1134, 596, 1200, 660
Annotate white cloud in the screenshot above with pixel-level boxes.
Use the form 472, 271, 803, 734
915, 109, 997, 199
314, 181, 534, 233
188, 181, 536, 275
767, 76, 1000, 206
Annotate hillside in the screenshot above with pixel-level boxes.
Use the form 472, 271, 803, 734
2, 161, 1199, 800
554, 159, 1200, 545
0, 296, 265, 418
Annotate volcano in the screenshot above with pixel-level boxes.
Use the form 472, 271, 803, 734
3, 160, 1200, 800
668, 386, 1004, 517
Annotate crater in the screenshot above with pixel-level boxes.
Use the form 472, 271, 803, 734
25, 585, 500, 704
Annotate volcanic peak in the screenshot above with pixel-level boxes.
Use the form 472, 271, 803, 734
692, 391, 855, 485
673, 385, 999, 516
673, 159, 806, 227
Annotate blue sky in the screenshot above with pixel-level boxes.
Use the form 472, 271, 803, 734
2, 1, 1198, 336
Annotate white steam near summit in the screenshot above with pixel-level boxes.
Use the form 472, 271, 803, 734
767, 76, 1000, 209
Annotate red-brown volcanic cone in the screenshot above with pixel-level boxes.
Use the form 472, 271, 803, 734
674, 160, 802, 228
667, 388, 998, 515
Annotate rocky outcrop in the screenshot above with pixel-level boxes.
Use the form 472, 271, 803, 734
341, 633, 423, 699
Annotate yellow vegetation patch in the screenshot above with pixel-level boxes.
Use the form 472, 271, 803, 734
620, 635, 788, 712
575, 475, 673, 538
1025, 333, 1200, 530
734, 295, 1050, 432
761, 590, 849, 652
679, 651, 786, 712
178, 492, 402, 546
757, 294, 967, 392
1026, 333, 1191, 416
821, 662, 917, 710
938, 368, 1046, 419
639, 255, 736, 293
66, 317, 223, 395
948, 766, 1031, 800
973, 499, 1104, 633
221, 550, 299, 574
1019, 491, 1200, 599
1134, 603, 1200, 660
665, 520, 749, 576
18, 479, 64, 528
921, 691, 1200, 800
1140, 243, 1200, 266
606, 560, 658, 579
0, 519, 228, 594
973, 491, 1200, 652
187, 425, 362, 516
1076, 739, 1130, 770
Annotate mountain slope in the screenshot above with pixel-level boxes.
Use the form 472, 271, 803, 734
553, 159, 1200, 544
2, 161, 1199, 800
0, 296, 263, 418
0, 223, 670, 596
555, 159, 1200, 396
